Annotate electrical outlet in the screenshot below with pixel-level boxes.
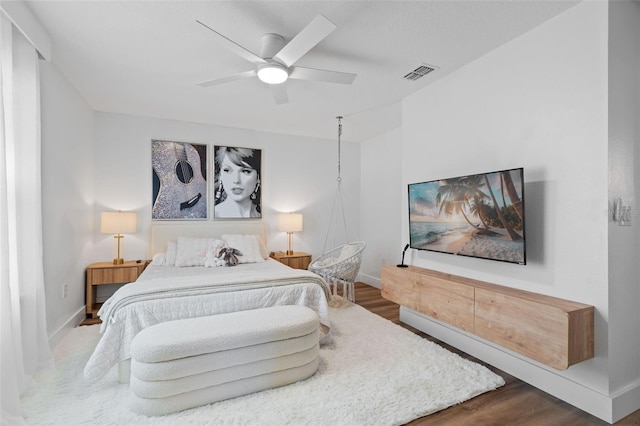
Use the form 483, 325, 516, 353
62, 282, 68, 299
619, 205, 632, 226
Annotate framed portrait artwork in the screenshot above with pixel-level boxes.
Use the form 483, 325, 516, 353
152, 140, 208, 220
213, 145, 262, 219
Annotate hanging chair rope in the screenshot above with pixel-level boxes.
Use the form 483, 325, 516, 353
311, 116, 366, 302
321, 116, 358, 254
337, 116, 342, 181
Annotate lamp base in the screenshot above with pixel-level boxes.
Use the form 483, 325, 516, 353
113, 258, 124, 265
396, 264, 408, 268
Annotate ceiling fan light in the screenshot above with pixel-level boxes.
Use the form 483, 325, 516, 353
257, 64, 288, 85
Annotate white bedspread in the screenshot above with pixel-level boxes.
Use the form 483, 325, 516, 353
84, 259, 331, 382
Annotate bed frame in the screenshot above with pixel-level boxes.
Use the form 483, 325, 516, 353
149, 221, 268, 257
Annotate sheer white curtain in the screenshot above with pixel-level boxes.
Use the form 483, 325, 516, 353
1, 13, 52, 424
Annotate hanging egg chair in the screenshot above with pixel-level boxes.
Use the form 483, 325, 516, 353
309, 241, 365, 302
308, 116, 365, 302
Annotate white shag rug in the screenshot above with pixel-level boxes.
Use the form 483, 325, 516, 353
21, 301, 504, 425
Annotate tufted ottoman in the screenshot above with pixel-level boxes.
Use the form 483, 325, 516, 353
129, 305, 320, 416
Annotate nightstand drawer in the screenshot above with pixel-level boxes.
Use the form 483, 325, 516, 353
283, 256, 311, 269
89, 267, 139, 285
270, 252, 312, 270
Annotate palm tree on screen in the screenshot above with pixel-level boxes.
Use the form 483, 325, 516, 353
436, 177, 487, 227
483, 174, 522, 241
501, 170, 524, 222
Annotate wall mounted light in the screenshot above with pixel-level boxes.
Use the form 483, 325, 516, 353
101, 211, 137, 264
278, 213, 303, 255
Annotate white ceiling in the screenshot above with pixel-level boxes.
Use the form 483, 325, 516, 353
25, 0, 579, 142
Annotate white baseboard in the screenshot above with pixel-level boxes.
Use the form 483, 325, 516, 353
48, 306, 85, 349
612, 380, 640, 423
400, 307, 638, 424
357, 272, 380, 289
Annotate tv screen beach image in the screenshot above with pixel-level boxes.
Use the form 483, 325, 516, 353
408, 168, 525, 264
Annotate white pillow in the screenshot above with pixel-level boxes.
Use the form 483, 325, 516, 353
151, 253, 165, 266
311, 257, 337, 268
204, 239, 228, 268
338, 244, 359, 261
175, 237, 226, 267
165, 241, 177, 266
221, 234, 267, 264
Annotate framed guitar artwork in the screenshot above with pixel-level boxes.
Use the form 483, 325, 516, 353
152, 140, 208, 220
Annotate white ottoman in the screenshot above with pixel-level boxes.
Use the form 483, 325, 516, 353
129, 305, 320, 416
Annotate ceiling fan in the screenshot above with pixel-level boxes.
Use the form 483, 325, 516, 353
196, 15, 357, 105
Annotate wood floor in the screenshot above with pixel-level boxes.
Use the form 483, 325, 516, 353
352, 282, 640, 426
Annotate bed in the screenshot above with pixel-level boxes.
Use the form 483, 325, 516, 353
83, 222, 332, 382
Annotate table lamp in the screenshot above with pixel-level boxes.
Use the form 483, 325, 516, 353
101, 211, 137, 264
278, 213, 303, 255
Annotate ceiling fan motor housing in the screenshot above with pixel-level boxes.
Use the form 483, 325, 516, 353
257, 33, 288, 84
259, 33, 285, 59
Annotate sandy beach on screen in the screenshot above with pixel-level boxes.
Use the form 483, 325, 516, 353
422, 229, 472, 253
421, 227, 525, 264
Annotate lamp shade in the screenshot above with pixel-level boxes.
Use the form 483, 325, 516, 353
278, 213, 303, 233
101, 211, 137, 234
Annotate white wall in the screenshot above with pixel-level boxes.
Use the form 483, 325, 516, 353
359, 126, 403, 287
40, 61, 95, 342
608, 0, 640, 407
40, 98, 360, 335
36, 0, 638, 420
92, 113, 360, 264
395, 1, 637, 422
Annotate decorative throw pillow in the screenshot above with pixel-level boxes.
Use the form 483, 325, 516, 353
256, 236, 268, 260
204, 239, 228, 268
165, 241, 177, 266
151, 253, 165, 266
318, 257, 338, 267
338, 243, 358, 261
175, 237, 226, 267
221, 234, 266, 264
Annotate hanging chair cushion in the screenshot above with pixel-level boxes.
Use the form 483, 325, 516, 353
311, 243, 359, 269
338, 244, 359, 261
313, 243, 360, 265
309, 242, 365, 282
312, 257, 337, 268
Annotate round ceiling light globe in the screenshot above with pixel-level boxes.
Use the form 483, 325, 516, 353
257, 64, 288, 85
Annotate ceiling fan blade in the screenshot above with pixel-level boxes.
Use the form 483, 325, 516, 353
196, 20, 267, 66
273, 15, 336, 67
288, 66, 356, 85
197, 70, 257, 88
270, 84, 289, 105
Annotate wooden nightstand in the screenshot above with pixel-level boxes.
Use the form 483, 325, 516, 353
84, 261, 148, 324
270, 252, 312, 270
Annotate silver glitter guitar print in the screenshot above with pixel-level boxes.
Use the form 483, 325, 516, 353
152, 141, 207, 219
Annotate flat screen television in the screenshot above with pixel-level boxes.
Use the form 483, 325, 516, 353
408, 167, 526, 265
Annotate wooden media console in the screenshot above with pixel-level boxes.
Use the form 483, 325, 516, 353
381, 264, 594, 370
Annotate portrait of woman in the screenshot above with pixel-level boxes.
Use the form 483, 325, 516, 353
214, 146, 262, 219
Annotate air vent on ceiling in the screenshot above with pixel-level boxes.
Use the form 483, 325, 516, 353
403, 64, 436, 81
